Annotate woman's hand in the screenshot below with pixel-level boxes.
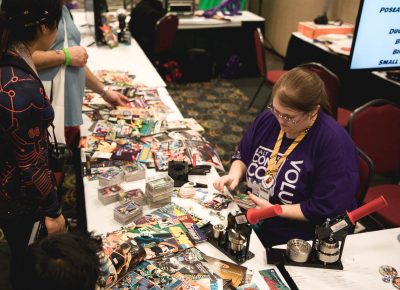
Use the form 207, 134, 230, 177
102, 90, 129, 106
248, 192, 272, 209
45, 214, 66, 235
213, 174, 240, 192
68, 46, 88, 67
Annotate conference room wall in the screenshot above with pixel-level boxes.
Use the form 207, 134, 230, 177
248, 0, 360, 57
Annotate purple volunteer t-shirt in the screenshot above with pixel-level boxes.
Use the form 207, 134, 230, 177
232, 110, 358, 246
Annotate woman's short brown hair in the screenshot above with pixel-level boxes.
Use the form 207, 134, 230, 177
272, 67, 332, 115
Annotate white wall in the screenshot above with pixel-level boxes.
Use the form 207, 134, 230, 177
249, 0, 361, 56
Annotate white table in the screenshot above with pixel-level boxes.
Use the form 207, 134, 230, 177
73, 11, 166, 88
178, 11, 265, 30
82, 165, 277, 288
73, 9, 281, 289
284, 228, 400, 290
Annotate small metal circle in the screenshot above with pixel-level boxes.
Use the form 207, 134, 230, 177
382, 276, 391, 283
379, 265, 398, 278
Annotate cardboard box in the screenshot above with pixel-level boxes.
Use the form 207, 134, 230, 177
297, 21, 354, 39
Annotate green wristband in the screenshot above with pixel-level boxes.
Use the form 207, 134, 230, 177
62, 47, 71, 66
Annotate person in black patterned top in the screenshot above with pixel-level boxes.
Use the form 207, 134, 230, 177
0, 0, 64, 289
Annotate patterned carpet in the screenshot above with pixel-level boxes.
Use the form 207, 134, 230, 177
169, 79, 259, 170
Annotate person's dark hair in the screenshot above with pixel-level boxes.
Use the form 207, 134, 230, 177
272, 67, 332, 115
25, 232, 102, 290
0, 0, 63, 58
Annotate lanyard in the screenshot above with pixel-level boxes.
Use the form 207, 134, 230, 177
265, 112, 319, 179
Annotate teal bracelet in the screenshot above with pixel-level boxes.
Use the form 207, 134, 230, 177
62, 47, 71, 66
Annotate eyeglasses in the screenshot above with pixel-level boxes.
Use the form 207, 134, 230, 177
267, 105, 305, 125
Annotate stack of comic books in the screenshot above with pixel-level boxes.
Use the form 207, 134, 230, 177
119, 188, 146, 205
98, 168, 124, 187
114, 201, 143, 225
98, 185, 125, 205
145, 175, 174, 208
121, 163, 146, 182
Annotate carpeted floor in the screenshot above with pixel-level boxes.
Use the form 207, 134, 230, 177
169, 79, 259, 170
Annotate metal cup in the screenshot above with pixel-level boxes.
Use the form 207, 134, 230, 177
228, 229, 246, 252
212, 224, 225, 240
286, 239, 311, 263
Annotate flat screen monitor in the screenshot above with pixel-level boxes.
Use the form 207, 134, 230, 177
349, 0, 400, 70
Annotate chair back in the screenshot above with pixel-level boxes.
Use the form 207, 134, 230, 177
254, 28, 267, 78
349, 99, 400, 175
356, 148, 374, 206
298, 62, 340, 118
154, 14, 179, 55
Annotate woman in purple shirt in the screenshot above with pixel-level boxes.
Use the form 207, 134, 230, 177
214, 67, 359, 247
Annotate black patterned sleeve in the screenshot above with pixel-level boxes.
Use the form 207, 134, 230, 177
0, 66, 61, 217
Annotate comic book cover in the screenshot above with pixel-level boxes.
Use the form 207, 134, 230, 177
168, 130, 206, 142
153, 144, 191, 171
111, 270, 162, 290
137, 143, 151, 163
131, 232, 182, 260
83, 159, 131, 176
258, 269, 290, 290
172, 272, 206, 290
92, 120, 112, 135
153, 203, 210, 229
193, 248, 247, 288
163, 118, 205, 132
201, 192, 232, 211
133, 261, 184, 290
132, 215, 162, 228
157, 216, 182, 229
97, 229, 146, 289
140, 133, 173, 145
111, 142, 143, 162
111, 107, 154, 119
185, 140, 225, 172
94, 70, 135, 87
168, 223, 194, 249
153, 248, 221, 290
177, 214, 207, 244
128, 221, 193, 259
136, 88, 161, 101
